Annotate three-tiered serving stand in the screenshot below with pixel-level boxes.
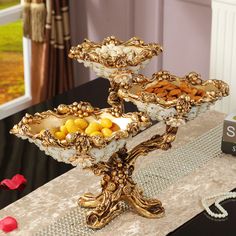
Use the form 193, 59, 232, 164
11, 36, 229, 229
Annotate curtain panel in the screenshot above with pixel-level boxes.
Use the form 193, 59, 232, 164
23, 0, 74, 104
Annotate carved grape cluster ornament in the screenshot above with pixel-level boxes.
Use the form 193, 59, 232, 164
57, 102, 95, 117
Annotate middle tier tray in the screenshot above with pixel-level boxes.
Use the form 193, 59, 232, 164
116, 70, 229, 126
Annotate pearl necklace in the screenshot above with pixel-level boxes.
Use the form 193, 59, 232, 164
201, 192, 236, 219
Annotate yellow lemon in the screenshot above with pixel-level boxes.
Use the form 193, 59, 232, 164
67, 124, 79, 133
55, 131, 66, 140
100, 118, 113, 128
60, 125, 68, 134
74, 118, 88, 129
65, 119, 79, 133
65, 119, 74, 127
85, 122, 101, 135
111, 123, 120, 132
85, 126, 93, 135
90, 122, 102, 130
90, 131, 103, 137
101, 128, 113, 137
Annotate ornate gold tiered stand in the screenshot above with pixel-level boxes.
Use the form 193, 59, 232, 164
11, 36, 229, 229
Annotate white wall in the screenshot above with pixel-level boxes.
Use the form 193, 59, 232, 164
163, 0, 212, 79
210, 0, 236, 113
133, 0, 164, 76
70, 0, 212, 85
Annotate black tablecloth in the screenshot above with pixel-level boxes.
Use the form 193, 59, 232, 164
169, 189, 236, 236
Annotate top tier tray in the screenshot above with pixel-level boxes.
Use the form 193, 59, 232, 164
69, 36, 162, 79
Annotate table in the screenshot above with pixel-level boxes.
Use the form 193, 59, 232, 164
0, 78, 236, 235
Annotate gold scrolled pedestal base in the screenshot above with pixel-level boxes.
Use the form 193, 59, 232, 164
78, 125, 178, 229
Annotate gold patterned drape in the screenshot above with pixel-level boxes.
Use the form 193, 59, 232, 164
23, 0, 74, 104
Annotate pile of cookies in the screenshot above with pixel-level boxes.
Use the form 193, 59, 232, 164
145, 80, 206, 102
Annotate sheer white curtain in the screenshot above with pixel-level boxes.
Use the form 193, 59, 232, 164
210, 0, 236, 114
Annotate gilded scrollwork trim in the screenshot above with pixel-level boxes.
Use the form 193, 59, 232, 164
69, 36, 163, 68
10, 102, 151, 152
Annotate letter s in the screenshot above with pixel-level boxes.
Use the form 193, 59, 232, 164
227, 126, 235, 138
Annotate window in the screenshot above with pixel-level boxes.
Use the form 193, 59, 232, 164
0, 0, 31, 119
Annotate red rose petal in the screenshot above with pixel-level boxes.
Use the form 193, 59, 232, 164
0, 216, 18, 233
0, 174, 27, 190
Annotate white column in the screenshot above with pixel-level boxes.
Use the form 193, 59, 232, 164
210, 0, 236, 113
